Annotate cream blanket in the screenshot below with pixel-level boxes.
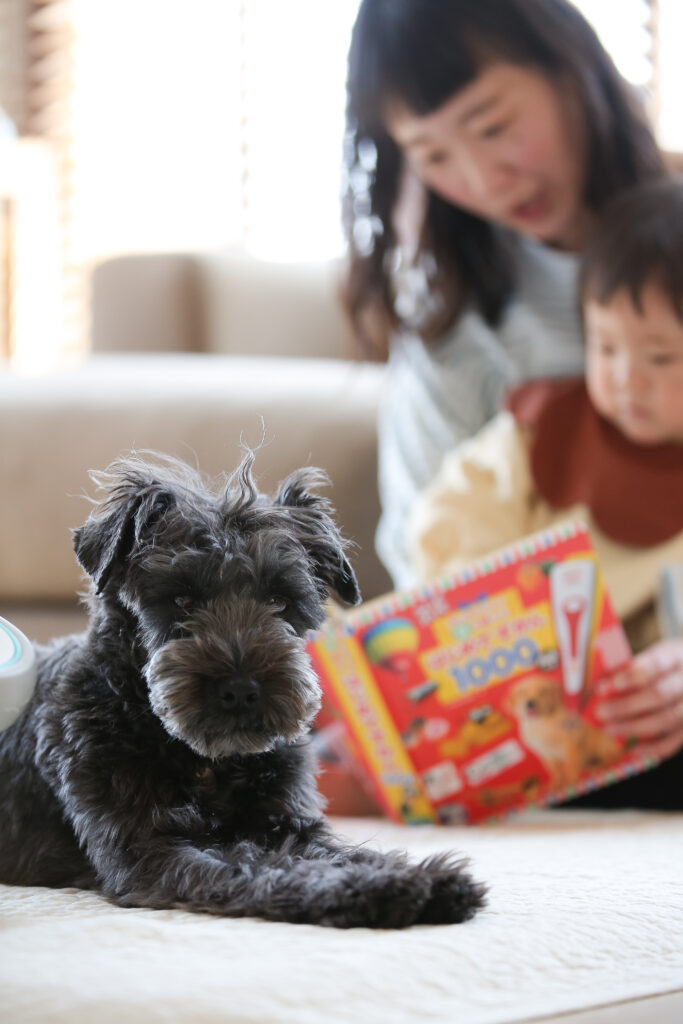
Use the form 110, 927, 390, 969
1, 810, 682, 1024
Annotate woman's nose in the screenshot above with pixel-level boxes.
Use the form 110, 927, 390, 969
460, 146, 514, 201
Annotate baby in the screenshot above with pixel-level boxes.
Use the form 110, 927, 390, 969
410, 177, 683, 794
412, 178, 683, 638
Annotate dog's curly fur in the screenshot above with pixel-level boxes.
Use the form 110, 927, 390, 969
0, 453, 486, 928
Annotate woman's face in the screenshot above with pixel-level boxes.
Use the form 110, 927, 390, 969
385, 63, 592, 251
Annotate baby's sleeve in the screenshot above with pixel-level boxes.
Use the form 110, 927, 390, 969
409, 412, 536, 582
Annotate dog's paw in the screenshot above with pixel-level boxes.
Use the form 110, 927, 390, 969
314, 866, 434, 929
312, 853, 485, 929
414, 852, 487, 924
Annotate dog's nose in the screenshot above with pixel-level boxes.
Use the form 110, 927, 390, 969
218, 675, 261, 714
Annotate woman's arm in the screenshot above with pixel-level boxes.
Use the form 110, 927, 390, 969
375, 241, 584, 589
375, 320, 512, 588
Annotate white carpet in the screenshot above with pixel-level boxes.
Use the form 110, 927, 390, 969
1, 810, 682, 1024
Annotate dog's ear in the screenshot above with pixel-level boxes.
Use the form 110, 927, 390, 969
274, 467, 362, 606
73, 464, 176, 594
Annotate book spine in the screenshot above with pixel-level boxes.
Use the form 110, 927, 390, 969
310, 631, 436, 823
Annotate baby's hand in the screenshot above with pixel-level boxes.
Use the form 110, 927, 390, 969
596, 639, 683, 762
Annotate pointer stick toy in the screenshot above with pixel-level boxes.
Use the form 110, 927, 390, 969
549, 560, 596, 709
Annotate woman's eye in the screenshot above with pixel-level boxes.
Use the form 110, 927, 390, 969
481, 121, 508, 140
424, 150, 448, 167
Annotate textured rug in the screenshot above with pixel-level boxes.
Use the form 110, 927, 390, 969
1, 810, 682, 1024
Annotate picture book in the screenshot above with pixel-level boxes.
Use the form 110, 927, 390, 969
307, 520, 658, 825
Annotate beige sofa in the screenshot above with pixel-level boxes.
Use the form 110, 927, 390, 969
0, 250, 391, 643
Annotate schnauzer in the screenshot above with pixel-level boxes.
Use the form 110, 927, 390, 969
0, 452, 485, 928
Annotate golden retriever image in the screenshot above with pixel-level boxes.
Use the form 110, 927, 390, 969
506, 674, 622, 791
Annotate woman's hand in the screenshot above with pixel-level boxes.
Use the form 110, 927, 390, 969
596, 639, 683, 762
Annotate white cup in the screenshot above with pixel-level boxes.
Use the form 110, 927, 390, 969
0, 616, 37, 731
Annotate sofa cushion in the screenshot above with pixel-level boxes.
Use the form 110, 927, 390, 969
90, 251, 355, 360
197, 250, 354, 359
0, 354, 390, 604
90, 255, 202, 354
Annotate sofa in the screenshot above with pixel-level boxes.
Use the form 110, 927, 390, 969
0, 249, 391, 643
1, 251, 682, 1024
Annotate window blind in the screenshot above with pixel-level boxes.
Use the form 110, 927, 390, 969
0, 0, 678, 364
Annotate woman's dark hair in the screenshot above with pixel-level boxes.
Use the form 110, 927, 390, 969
580, 177, 683, 322
343, 0, 666, 355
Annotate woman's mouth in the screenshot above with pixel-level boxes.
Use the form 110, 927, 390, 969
511, 191, 551, 225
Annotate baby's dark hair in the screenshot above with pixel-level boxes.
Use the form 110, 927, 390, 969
580, 177, 683, 322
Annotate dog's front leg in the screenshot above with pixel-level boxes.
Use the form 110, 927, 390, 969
52, 746, 484, 927
84, 827, 483, 928
195, 838, 485, 928
260, 821, 487, 928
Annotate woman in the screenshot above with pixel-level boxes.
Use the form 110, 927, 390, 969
336, 0, 680, 811
342, 0, 665, 588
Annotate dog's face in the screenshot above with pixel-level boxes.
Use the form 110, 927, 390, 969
73, 453, 360, 759
507, 674, 564, 720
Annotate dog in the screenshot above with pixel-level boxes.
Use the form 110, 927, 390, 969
439, 705, 513, 759
0, 452, 485, 928
507, 673, 622, 791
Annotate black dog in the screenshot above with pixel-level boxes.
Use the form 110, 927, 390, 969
0, 453, 485, 927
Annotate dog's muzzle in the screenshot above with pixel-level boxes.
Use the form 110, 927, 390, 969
143, 629, 321, 759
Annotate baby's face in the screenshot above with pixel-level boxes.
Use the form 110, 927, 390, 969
584, 284, 683, 445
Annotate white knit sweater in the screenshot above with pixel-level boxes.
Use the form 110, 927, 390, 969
376, 236, 584, 588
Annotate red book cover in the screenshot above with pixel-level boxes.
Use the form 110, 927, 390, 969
308, 521, 659, 824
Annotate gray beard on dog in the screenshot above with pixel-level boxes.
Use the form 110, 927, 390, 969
143, 615, 322, 758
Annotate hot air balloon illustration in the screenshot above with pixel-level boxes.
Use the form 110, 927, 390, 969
361, 617, 419, 674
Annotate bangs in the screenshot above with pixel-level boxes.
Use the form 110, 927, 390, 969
377, 25, 480, 119
580, 180, 683, 324
584, 264, 683, 325
348, 4, 481, 134
347, 0, 561, 136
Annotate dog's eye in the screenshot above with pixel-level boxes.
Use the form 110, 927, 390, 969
268, 595, 289, 614
174, 595, 192, 612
